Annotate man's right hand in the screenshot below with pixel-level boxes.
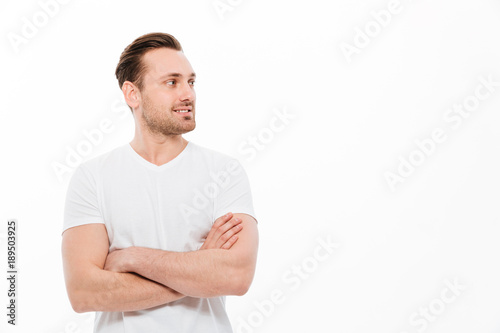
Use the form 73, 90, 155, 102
200, 212, 243, 250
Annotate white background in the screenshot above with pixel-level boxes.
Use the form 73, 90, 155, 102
1, 0, 500, 332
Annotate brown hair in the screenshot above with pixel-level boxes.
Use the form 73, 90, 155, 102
115, 32, 183, 91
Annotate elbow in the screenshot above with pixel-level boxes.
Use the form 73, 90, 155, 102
63, 266, 107, 313
66, 286, 94, 313
201, 265, 254, 297
231, 266, 255, 296
68, 293, 91, 313
68, 295, 88, 314
71, 302, 88, 314
233, 283, 251, 296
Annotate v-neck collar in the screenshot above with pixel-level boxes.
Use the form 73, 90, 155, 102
126, 141, 192, 171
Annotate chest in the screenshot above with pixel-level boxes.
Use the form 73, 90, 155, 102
98, 168, 215, 252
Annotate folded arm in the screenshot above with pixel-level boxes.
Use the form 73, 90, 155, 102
105, 213, 259, 298
62, 223, 182, 313
62, 213, 242, 313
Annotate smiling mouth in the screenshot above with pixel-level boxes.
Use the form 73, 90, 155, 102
173, 104, 193, 113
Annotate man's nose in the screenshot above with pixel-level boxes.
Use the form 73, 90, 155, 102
179, 82, 195, 102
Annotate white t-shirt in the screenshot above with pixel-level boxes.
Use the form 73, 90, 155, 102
63, 141, 256, 333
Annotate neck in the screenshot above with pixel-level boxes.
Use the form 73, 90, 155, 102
130, 125, 189, 166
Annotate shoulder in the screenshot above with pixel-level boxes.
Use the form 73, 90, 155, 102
72, 144, 128, 178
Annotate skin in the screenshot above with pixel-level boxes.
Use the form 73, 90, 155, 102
62, 213, 244, 312
62, 47, 259, 313
104, 212, 258, 298
124, 47, 197, 165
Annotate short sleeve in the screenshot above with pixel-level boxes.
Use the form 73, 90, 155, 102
62, 164, 105, 234
213, 159, 257, 223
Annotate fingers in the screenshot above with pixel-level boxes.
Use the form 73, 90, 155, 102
206, 213, 232, 243
212, 217, 242, 248
212, 212, 233, 230
200, 212, 233, 250
216, 221, 242, 249
200, 212, 244, 250
215, 216, 242, 238
210, 213, 235, 241
221, 235, 238, 250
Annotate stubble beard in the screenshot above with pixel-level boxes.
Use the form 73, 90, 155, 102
141, 94, 196, 137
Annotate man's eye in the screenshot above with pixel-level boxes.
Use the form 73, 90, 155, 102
166, 80, 175, 85
189, 81, 195, 86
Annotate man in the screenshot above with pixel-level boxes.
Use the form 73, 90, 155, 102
61, 32, 258, 332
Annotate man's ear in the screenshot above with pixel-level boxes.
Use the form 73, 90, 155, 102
122, 81, 141, 110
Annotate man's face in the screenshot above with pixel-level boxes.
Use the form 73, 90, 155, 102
138, 47, 196, 136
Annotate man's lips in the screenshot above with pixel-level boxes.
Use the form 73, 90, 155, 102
173, 106, 193, 113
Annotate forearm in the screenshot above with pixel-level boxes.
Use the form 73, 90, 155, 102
68, 267, 185, 313
126, 247, 252, 298
104, 214, 258, 299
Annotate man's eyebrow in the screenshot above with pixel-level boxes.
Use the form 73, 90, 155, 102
159, 72, 196, 79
